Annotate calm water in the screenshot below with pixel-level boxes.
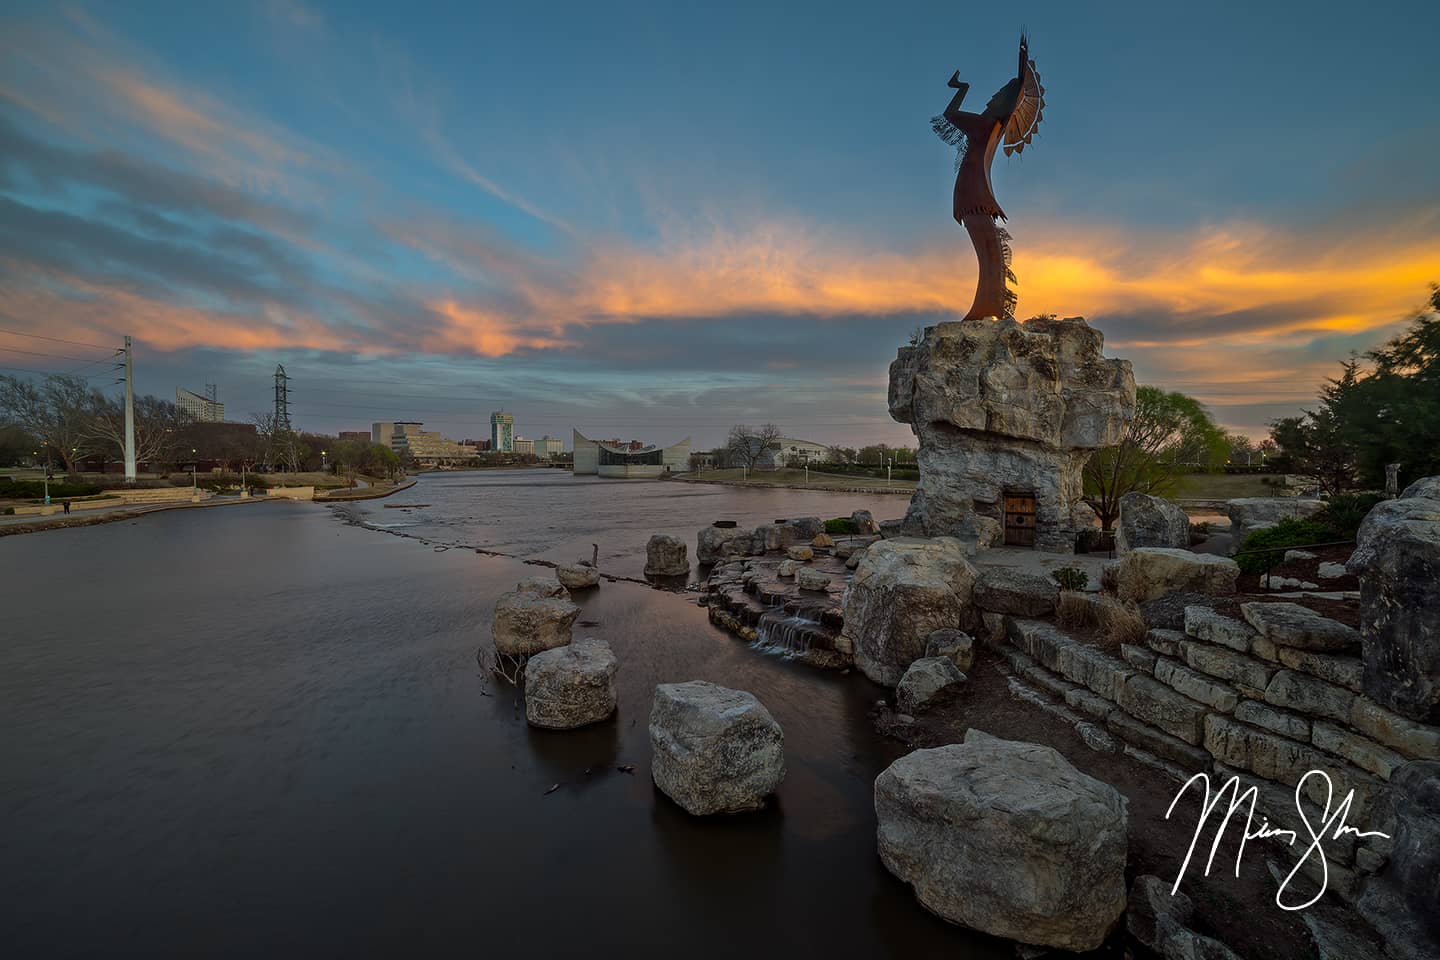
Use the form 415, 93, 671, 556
0, 482, 1006, 958
337, 469, 911, 579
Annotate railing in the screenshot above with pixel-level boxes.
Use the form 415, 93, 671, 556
1231, 539, 1354, 590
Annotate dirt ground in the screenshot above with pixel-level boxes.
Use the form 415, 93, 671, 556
872, 650, 1317, 960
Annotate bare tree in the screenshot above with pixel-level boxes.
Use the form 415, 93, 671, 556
88, 392, 191, 469
0, 374, 101, 472
252, 411, 300, 472
727, 423, 783, 470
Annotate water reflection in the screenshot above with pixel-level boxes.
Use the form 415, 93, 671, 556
0, 497, 1007, 958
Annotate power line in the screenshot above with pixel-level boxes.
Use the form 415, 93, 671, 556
0, 363, 112, 380
0, 325, 116, 350
0, 344, 117, 364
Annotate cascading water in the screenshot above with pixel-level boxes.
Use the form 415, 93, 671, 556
753, 598, 832, 659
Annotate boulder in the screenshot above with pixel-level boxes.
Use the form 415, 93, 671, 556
515, 576, 569, 599
493, 590, 580, 657
874, 730, 1128, 951
895, 656, 966, 713
1127, 874, 1194, 954
697, 525, 752, 565
795, 567, 830, 591
1117, 548, 1239, 603
649, 681, 785, 815
811, 532, 834, 548
925, 628, 975, 672
644, 534, 689, 577
1356, 760, 1440, 960
1348, 480, 1440, 723
1117, 492, 1192, 553
786, 516, 824, 541
839, 537, 978, 685
887, 316, 1135, 553
1226, 497, 1325, 544
972, 566, 1059, 617
851, 509, 880, 534
555, 561, 600, 590
845, 549, 865, 570
785, 545, 814, 561
776, 559, 799, 578
1240, 602, 1359, 652
523, 638, 617, 729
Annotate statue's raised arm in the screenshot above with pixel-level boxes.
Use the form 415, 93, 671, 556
931, 34, 1046, 320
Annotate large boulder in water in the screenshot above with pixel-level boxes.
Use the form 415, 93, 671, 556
523, 638, 617, 729
697, 525, 752, 565
838, 537, 977, 686
644, 534, 689, 577
1348, 478, 1440, 723
493, 581, 580, 657
1117, 492, 1191, 553
649, 681, 785, 815
874, 730, 1128, 951
556, 561, 600, 590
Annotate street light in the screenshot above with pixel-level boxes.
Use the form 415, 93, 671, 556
321, 449, 328, 471
191, 448, 198, 496
41, 441, 51, 505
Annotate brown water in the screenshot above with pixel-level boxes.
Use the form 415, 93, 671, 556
0, 485, 1008, 958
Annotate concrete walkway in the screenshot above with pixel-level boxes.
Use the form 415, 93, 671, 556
970, 546, 1112, 591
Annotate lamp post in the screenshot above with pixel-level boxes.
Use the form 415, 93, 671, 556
321, 449, 328, 472
887, 456, 893, 488
191, 448, 198, 498
42, 441, 51, 505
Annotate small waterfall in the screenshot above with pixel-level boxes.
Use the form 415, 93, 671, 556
754, 607, 829, 659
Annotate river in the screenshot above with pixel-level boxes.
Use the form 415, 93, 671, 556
0, 474, 1006, 957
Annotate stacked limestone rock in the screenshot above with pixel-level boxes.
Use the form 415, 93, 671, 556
644, 534, 689, 577
493, 578, 580, 657
887, 316, 1135, 552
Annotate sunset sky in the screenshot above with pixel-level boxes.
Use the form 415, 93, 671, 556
2, 0, 1438, 448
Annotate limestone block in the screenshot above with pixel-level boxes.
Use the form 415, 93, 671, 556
1117, 492, 1191, 553
1349, 698, 1440, 761
649, 681, 785, 815
1276, 647, 1363, 692
1234, 700, 1311, 741
1264, 669, 1357, 724
1312, 720, 1407, 779
1117, 548, 1239, 603
1118, 673, 1209, 745
1155, 658, 1240, 713
1181, 641, 1276, 691
1241, 602, 1359, 653
1183, 606, 1256, 653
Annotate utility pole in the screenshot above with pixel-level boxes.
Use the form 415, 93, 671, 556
123, 335, 136, 482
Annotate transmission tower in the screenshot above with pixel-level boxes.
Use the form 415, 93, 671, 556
271, 364, 299, 471
273, 364, 292, 432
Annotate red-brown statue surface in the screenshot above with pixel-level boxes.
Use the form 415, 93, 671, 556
933, 35, 1045, 320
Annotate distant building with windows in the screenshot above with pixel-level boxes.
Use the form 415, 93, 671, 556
338, 430, 371, 444
759, 437, 832, 470
536, 435, 563, 458
490, 411, 515, 452
572, 429, 690, 478
513, 437, 535, 456
176, 386, 224, 422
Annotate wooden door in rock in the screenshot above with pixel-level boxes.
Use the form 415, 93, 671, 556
1003, 494, 1037, 547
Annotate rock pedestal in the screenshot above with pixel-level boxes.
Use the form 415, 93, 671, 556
874, 730, 1129, 951
888, 316, 1134, 553
649, 681, 785, 815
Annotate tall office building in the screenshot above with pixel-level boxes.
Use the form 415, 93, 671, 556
176, 386, 224, 422
490, 411, 515, 453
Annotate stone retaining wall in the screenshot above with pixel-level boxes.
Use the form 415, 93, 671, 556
983, 604, 1440, 901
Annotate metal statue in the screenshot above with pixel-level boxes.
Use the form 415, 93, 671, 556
933, 34, 1045, 320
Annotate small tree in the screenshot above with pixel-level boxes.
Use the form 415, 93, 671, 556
727, 423, 782, 470
88, 392, 191, 471
1083, 386, 1229, 531
0, 374, 101, 472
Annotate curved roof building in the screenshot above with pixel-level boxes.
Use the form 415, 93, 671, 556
572, 430, 691, 478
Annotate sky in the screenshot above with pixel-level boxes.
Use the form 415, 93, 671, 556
1, 0, 1438, 449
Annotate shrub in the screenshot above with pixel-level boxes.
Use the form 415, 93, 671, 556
0, 480, 102, 499
1313, 493, 1385, 538
3, 506, 12, 515
1051, 567, 1089, 591
1095, 596, 1147, 649
824, 517, 858, 534
1055, 591, 1096, 630
1188, 521, 1211, 546
1236, 517, 1340, 574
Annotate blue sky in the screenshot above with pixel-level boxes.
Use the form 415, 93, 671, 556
2, 0, 1438, 447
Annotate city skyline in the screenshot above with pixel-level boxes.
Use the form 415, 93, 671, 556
1, 1, 1438, 448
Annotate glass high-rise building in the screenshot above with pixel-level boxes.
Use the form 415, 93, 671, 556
490, 411, 515, 452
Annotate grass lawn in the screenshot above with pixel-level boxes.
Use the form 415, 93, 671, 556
1168, 473, 1285, 499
